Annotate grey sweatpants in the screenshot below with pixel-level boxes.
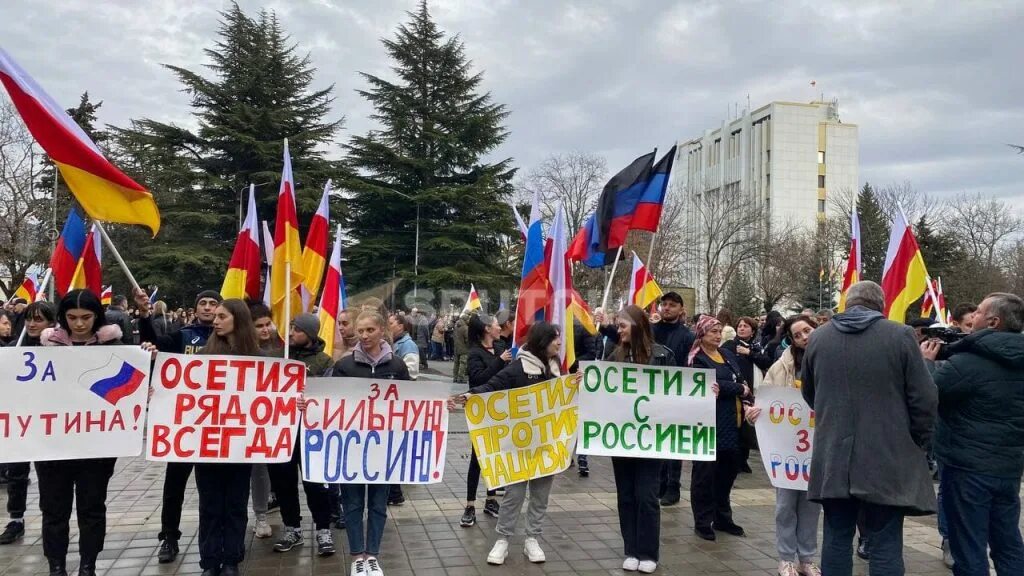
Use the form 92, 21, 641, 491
496, 476, 554, 538
251, 464, 271, 516
776, 487, 821, 563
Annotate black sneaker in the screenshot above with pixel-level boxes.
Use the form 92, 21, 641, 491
857, 537, 870, 560
713, 522, 745, 537
157, 539, 179, 563
459, 506, 477, 527
659, 496, 679, 507
388, 494, 406, 506
578, 467, 589, 478
695, 527, 716, 541
0, 521, 25, 544
274, 528, 304, 552
483, 499, 500, 518
332, 516, 347, 530
315, 529, 336, 556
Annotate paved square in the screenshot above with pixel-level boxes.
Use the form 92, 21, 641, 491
0, 363, 1014, 575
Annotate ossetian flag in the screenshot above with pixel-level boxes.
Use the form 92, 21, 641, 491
270, 139, 306, 338
300, 180, 331, 311
221, 185, 262, 301
0, 48, 160, 235
881, 208, 929, 321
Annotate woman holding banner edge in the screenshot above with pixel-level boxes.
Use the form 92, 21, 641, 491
608, 305, 675, 573
745, 315, 822, 576
449, 321, 568, 567
193, 299, 262, 576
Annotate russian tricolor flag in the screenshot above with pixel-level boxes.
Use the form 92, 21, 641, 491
82, 357, 147, 406
50, 206, 88, 297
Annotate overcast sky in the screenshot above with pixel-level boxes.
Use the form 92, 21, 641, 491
2, 0, 1022, 206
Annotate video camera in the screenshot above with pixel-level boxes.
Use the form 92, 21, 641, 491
922, 325, 967, 344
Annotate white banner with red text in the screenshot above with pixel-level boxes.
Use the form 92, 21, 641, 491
753, 386, 815, 490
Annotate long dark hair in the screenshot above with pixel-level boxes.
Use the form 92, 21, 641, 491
765, 310, 785, 346
201, 299, 260, 356
57, 289, 107, 336
614, 305, 654, 364
782, 314, 818, 367
468, 313, 495, 347
523, 321, 560, 360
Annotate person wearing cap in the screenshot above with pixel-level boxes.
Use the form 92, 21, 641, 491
134, 288, 223, 565
270, 313, 337, 557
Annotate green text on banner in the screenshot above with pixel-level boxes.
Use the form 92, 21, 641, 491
753, 386, 814, 490
577, 361, 717, 460
300, 378, 449, 484
146, 353, 306, 463
463, 376, 578, 489
0, 346, 151, 463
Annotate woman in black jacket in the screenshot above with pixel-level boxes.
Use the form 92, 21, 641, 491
722, 316, 773, 473
459, 314, 511, 527
193, 299, 262, 576
688, 314, 751, 542
450, 322, 565, 567
332, 310, 410, 576
39, 290, 124, 576
609, 306, 674, 574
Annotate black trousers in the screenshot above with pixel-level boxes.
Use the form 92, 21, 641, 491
659, 460, 682, 501
690, 449, 740, 530
613, 456, 662, 562
35, 458, 116, 562
466, 448, 497, 502
4, 462, 31, 519
268, 448, 331, 530
195, 463, 251, 570
159, 462, 194, 541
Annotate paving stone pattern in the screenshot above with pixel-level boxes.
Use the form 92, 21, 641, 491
1, 363, 1015, 576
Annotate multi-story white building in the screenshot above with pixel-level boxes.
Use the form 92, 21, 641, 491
673, 99, 859, 310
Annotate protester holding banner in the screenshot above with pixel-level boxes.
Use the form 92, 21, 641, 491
688, 314, 750, 541
458, 313, 511, 527
190, 299, 261, 576
0, 301, 57, 547
609, 305, 675, 574
650, 292, 694, 507
136, 287, 223, 565
453, 321, 564, 566
36, 290, 124, 576
746, 315, 822, 576
331, 310, 410, 576
271, 313, 336, 557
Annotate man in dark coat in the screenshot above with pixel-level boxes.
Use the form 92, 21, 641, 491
923, 292, 1024, 576
651, 292, 694, 506
801, 281, 937, 576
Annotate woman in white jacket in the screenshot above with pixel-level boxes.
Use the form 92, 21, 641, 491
745, 314, 822, 576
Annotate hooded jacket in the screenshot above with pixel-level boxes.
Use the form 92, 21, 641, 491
42, 325, 122, 346
802, 305, 937, 514
931, 329, 1024, 478
290, 336, 334, 377
332, 341, 411, 381
469, 349, 561, 394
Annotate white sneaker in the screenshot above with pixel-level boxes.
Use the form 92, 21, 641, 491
487, 539, 509, 565
638, 560, 657, 573
366, 556, 384, 576
253, 515, 272, 538
524, 537, 546, 563
623, 557, 640, 571
350, 558, 367, 576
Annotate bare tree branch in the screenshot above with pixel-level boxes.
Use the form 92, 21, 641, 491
944, 191, 1023, 269
517, 152, 606, 235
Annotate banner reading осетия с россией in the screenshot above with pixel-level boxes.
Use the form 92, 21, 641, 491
577, 361, 716, 460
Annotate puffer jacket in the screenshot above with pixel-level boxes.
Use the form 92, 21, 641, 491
932, 329, 1024, 478
42, 325, 122, 346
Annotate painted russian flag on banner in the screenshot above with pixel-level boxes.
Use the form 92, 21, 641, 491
50, 207, 88, 297
81, 356, 147, 406
13, 274, 38, 302
301, 180, 331, 311
70, 223, 103, 295
0, 48, 160, 235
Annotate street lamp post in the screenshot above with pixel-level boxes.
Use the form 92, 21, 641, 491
238, 182, 272, 231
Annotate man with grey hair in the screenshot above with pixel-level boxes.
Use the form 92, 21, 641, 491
922, 292, 1024, 575
802, 281, 937, 576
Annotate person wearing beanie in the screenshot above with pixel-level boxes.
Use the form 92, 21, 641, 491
270, 313, 337, 557
133, 287, 223, 565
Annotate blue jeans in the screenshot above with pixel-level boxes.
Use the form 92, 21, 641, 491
941, 465, 1024, 576
821, 499, 905, 576
340, 484, 388, 556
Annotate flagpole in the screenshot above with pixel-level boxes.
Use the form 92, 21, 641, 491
599, 246, 624, 313
924, 275, 943, 325
16, 268, 53, 346
284, 261, 292, 359
94, 221, 140, 293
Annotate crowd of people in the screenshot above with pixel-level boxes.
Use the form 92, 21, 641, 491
0, 282, 1022, 576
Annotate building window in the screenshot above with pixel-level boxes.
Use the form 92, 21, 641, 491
818, 199, 826, 213
818, 174, 825, 188
818, 150, 825, 164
